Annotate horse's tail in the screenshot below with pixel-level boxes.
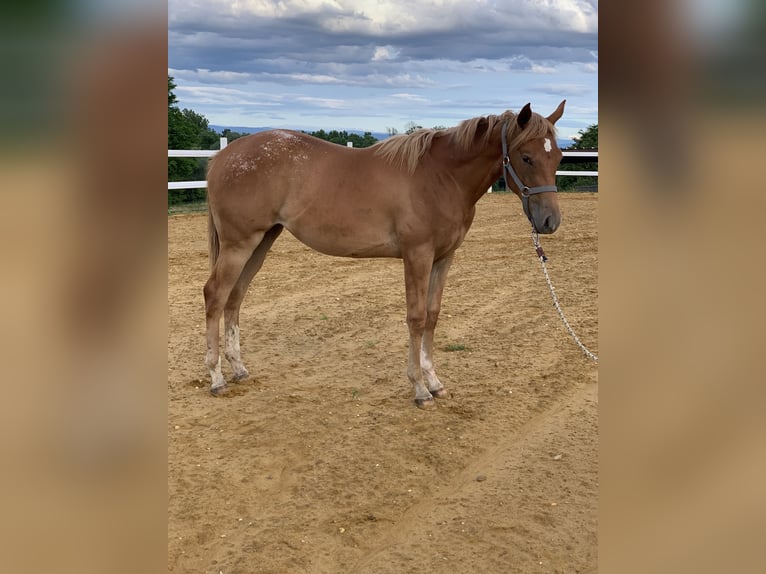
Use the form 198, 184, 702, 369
208, 204, 219, 272
206, 151, 221, 271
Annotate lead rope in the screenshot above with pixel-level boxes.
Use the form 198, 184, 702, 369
531, 229, 599, 363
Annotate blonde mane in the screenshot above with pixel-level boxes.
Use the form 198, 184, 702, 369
372, 109, 557, 174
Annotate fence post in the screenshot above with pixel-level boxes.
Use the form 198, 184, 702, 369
220, 137, 228, 150
347, 142, 353, 148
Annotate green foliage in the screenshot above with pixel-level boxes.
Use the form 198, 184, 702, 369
404, 121, 423, 135
181, 108, 220, 149
219, 128, 249, 143
386, 123, 445, 137
168, 77, 178, 107
307, 129, 378, 148
573, 124, 597, 149
557, 123, 598, 191
168, 76, 221, 205
168, 199, 208, 216
443, 343, 468, 352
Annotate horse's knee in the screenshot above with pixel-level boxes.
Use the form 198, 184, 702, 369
406, 311, 427, 333
203, 276, 216, 300
203, 281, 219, 315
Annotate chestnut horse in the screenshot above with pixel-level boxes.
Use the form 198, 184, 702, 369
204, 101, 565, 408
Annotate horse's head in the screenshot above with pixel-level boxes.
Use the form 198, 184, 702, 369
503, 100, 566, 234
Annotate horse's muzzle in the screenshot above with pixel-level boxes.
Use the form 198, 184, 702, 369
536, 212, 560, 234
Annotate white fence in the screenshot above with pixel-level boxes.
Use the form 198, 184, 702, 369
168, 138, 598, 190
555, 150, 599, 176
168, 137, 227, 190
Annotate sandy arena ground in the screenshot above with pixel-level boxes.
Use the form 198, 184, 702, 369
168, 193, 598, 573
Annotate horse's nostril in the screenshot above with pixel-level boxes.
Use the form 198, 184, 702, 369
541, 214, 559, 233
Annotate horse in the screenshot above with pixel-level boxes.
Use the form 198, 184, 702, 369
203, 101, 565, 408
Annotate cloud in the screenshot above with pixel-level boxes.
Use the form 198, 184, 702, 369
169, 0, 598, 75
168, 0, 598, 131
284, 73, 344, 85
168, 67, 253, 84
372, 45, 400, 61
294, 96, 351, 109
169, 1, 598, 36
530, 83, 593, 97
390, 93, 430, 103
531, 64, 558, 74
174, 85, 284, 106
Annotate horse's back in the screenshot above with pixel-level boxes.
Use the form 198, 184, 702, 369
207, 130, 327, 216
209, 130, 382, 191
206, 130, 406, 256
209, 130, 314, 191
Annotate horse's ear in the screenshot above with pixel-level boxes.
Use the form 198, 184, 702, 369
517, 103, 532, 129
546, 100, 566, 125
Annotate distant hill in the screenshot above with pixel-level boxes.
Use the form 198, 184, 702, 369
210, 125, 271, 135
211, 125, 391, 142
211, 125, 574, 149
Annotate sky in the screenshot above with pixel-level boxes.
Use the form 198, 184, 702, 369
168, 0, 598, 141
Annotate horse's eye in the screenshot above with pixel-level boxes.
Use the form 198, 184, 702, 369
522, 154, 533, 165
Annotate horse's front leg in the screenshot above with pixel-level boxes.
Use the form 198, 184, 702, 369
403, 249, 436, 409
421, 252, 455, 399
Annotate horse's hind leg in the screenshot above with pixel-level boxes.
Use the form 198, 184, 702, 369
421, 252, 454, 398
203, 233, 266, 395
223, 225, 283, 382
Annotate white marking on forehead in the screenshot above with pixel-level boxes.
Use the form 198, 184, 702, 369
544, 138, 552, 153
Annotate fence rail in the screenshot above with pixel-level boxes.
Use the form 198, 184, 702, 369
168, 139, 597, 190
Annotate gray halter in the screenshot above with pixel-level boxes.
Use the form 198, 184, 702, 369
501, 121, 557, 227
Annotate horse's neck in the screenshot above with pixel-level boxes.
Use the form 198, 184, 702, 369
437, 130, 504, 206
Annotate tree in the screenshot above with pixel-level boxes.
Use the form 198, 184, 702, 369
557, 124, 598, 191
306, 129, 378, 148
181, 108, 219, 149
388, 123, 445, 137
572, 124, 597, 149
168, 76, 221, 204
220, 128, 248, 143
168, 76, 178, 107
350, 131, 378, 147
168, 77, 197, 195
404, 121, 423, 135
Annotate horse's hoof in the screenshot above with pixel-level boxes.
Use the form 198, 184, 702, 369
210, 384, 230, 397
414, 396, 436, 409
431, 388, 449, 399
231, 371, 249, 383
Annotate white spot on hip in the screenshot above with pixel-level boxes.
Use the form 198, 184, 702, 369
544, 138, 552, 153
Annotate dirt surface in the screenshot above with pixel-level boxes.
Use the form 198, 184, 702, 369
168, 193, 598, 573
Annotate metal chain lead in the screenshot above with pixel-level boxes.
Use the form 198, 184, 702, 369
531, 230, 599, 363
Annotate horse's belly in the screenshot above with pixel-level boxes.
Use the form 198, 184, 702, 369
285, 220, 401, 258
